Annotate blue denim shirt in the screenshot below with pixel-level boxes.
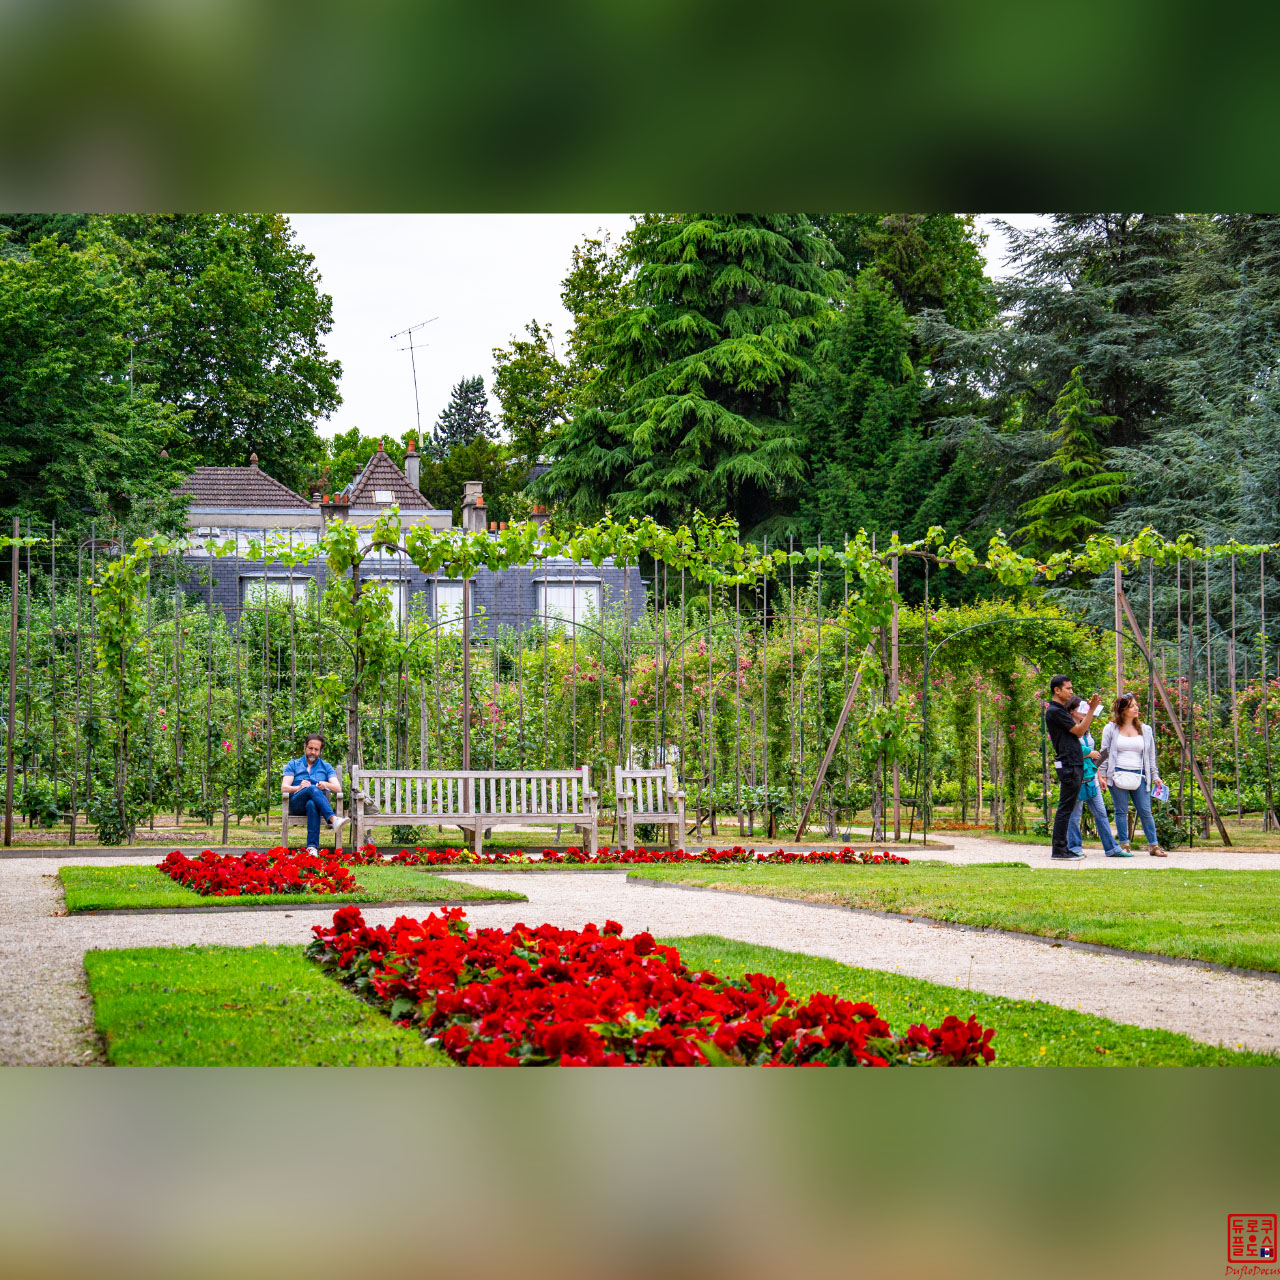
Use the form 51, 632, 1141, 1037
283, 756, 337, 788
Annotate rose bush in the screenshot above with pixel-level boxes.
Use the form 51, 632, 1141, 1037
159, 847, 358, 896
341, 844, 910, 867
307, 906, 994, 1067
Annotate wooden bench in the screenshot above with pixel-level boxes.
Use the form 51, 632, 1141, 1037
280, 784, 345, 850
615, 764, 686, 851
350, 767, 599, 855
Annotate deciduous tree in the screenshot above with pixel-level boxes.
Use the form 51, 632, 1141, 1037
0, 237, 188, 535
100, 214, 341, 494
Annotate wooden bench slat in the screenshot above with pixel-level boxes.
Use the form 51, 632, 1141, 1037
352, 766, 598, 853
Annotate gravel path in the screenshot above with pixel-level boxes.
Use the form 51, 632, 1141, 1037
898, 832, 1280, 871
3, 846, 1279, 1064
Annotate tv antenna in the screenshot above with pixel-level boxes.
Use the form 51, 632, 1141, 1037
391, 316, 439, 442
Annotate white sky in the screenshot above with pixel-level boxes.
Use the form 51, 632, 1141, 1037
289, 212, 1047, 442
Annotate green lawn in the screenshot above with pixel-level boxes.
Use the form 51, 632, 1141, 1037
631, 863, 1280, 973
83, 935, 1274, 1067
59, 863, 526, 912
85, 945, 452, 1066
666, 936, 1275, 1066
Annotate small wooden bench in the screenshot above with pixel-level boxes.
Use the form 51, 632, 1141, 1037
615, 764, 686, 851
280, 785, 345, 850
350, 767, 598, 855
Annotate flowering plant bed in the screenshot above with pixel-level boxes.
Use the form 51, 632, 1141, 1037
307, 905, 993, 1066
59, 862, 526, 913
159, 847, 358, 897
343, 844, 910, 868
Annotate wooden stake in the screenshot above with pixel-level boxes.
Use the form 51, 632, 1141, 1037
1114, 562, 1124, 694
890, 534, 900, 840
4, 519, 18, 846
975, 693, 983, 820
1262, 552, 1277, 831
1231, 554, 1241, 820
761, 546, 768, 834
794, 641, 876, 840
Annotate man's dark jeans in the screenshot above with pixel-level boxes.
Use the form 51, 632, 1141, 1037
1052, 766, 1083, 856
289, 784, 335, 849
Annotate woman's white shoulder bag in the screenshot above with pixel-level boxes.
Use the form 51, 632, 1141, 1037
1112, 725, 1147, 791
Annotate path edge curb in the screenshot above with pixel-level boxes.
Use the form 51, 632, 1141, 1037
65, 894, 525, 917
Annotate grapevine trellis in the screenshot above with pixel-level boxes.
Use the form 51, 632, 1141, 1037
1, 510, 1277, 846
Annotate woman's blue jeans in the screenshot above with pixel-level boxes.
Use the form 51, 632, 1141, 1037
1068, 781, 1118, 854
1110, 778, 1157, 846
289, 784, 335, 849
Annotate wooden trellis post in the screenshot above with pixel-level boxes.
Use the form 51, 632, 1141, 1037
890, 533, 900, 840
794, 641, 876, 841
4, 518, 17, 846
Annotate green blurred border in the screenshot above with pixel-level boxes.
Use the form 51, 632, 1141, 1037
2, 1, 1278, 209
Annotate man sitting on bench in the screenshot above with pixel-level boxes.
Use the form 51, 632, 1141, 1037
282, 733, 348, 854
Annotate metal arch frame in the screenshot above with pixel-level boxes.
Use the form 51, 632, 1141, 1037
398, 601, 632, 776
795, 611, 1123, 844
918, 614, 1115, 850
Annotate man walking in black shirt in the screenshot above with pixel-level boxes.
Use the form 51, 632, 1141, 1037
1044, 675, 1104, 860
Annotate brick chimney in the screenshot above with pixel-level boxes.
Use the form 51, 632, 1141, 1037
404, 436, 420, 492
529, 503, 551, 530
461, 481, 485, 533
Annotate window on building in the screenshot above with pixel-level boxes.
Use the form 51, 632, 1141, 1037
536, 580, 601, 630
241, 577, 313, 607
434, 579, 465, 633
374, 490, 394, 503
359, 576, 409, 623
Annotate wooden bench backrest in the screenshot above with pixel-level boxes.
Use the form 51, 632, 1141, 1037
353, 768, 592, 818
615, 765, 676, 815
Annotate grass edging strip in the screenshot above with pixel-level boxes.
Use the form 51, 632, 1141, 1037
73, 896, 522, 916
662, 936, 1277, 1066
626, 873, 1280, 985
59, 863, 526, 913
427, 866, 631, 876
85, 944, 453, 1067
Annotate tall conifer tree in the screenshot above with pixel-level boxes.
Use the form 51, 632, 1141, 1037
1015, 366, 1126, 553
540, 214, 842, 529
431, 375, 497, 456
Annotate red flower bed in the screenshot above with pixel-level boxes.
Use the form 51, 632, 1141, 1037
342, 844, 910, 867
307, 906, 994, 1067
159, 847, 358, 897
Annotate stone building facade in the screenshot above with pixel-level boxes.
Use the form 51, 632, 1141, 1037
175, 442, 646, 635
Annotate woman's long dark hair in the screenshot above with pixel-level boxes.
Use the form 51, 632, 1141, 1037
1110, 693, 1143, 731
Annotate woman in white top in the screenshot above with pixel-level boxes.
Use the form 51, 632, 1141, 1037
1098, 692, 1166, 856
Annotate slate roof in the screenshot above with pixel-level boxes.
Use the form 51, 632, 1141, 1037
346, 448, 432, 509
176, 465, 313, 509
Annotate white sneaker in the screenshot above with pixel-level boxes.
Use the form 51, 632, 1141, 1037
331, 816, 348, 842
305, 846, 319, 856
